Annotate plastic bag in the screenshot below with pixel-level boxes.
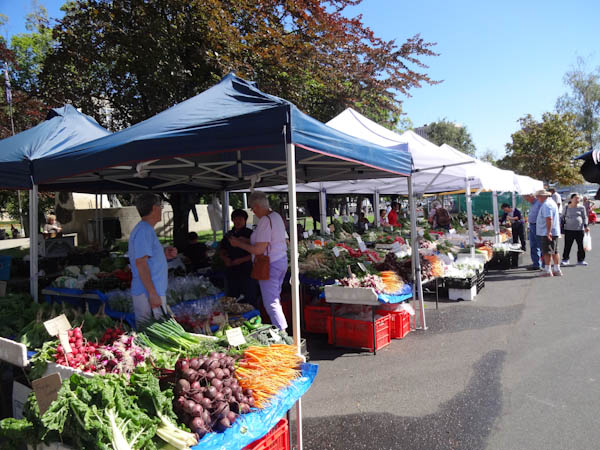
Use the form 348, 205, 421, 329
583, 231, 592, 252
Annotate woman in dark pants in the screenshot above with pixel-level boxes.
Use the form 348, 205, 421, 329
561, 194, 589, 266
220, 209, 258, 307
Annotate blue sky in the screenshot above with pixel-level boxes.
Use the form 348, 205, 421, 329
2, 0, 599, 158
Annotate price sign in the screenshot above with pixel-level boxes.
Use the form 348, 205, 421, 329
303, 231, 309, 239
367, 253, 378, 263
32, 373, 62, 415
342, 215, 349, 223
332, 247, 340, 257
308, 230, 313, 236
43, 314, 71, 337
391, 241, 403, 253
365, 224, 369, 231
357, 262, 367, 272
58, 330, 72, 354
225, 327, 247, 347
358, 241, 367, 252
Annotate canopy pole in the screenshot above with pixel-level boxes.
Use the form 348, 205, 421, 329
17, 191, 24, 236
29, 185, 39, 303
466, 178, 475, 252
223, 191, 230, 233
99, 194, 104, 250
94, 194, 99, 246
243, 193, 248, 210
374, 190, 380, 227
319, 186, 327, 235
492, 191, 500, 244
408, 175, 426, 330
285, 139, 303, 450
512, 191, 516, 209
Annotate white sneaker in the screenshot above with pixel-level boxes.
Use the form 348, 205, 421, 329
577, 261, 588, 266
561, 260, 570, 266
552, 268, 563, 277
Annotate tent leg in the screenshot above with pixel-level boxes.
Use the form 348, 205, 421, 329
319, 187, 327, 235
492, 191, 500, 244
374, 191, 380, 227
512, 191, 516, 209
99, 195, 104, 249
466, 178, 475, 250
408, 176, 426, 330
223, 191, 230, 233
286, 141, 303, 450
29, 186, 39, 303
243, 192, 248, 210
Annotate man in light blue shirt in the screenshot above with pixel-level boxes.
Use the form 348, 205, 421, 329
526, 194, 543, 270
535, 190, 561, 277
129, 193, 177, 327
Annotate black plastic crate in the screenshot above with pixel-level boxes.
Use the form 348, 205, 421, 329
485, 251, 522, 270
445, 275, 477, 289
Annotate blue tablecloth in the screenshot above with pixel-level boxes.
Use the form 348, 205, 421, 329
193, 362, 318, 450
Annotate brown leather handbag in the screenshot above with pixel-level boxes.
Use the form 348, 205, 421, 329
251, 215, 272, 280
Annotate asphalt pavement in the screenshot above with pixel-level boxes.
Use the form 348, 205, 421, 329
299, 225, 600, 450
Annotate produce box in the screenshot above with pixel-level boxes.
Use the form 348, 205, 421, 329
324, 285, 379, 305
326, 314, 391, 351
486, 251, 522, 270
448, 285, 477, 301
444, 275, 477, 290
303, 305, 330, 334
376, 309, 410, 339
243, 418, 290, 450
476, 270, 485, 293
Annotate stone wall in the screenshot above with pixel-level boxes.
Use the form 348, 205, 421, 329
63, 204, 235, 245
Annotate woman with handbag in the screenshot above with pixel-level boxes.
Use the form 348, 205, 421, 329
228, 191, 288, 330
561, 193, 589, 266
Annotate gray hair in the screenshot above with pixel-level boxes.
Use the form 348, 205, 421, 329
248, 191, 270, 209
135, 193, 162, 217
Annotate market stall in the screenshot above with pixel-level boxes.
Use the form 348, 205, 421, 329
4, 73, 413, 449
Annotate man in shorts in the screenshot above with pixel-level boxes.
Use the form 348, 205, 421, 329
535, 190, 561, 277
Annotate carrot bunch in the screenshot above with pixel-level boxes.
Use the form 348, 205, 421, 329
234, 345, 303, 408
379, 271, 404, 294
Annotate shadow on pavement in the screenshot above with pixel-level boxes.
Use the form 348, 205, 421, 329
423, 303, 525, 335
302, 350, 506, 450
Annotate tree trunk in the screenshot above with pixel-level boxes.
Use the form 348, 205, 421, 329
168, 193, 199, 251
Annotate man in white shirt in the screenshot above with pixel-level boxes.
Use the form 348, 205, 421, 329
549, 188, 562, 212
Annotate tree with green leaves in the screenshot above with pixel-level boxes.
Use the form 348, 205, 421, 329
9, 1, 54, 96
423, 119, 477, 155
478, 148, 497, 165
556, 57, 600, 150
498, 112, 587, 185
39, 0, 439, 247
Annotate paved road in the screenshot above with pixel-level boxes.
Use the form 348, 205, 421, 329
300, 226, 600, 450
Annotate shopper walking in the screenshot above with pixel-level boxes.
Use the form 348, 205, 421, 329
228, 191, 289, 330
561, 194, 589, 266
525, 195, 543, 270
500, 203, 526, 251
536, 190, 562, 277
129, 193, 178, 327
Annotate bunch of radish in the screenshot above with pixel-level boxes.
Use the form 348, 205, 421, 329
53, 327, 148, 376
99, 327, 126, 345
55, 327, 99, 370
172, 353, 255, 438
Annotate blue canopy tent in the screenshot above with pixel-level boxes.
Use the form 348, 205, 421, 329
30, 74, 412, 449
0, 105, 110, 306
33, 74, 411, 192
0, 105, 109, 189
576, 149, 600, 185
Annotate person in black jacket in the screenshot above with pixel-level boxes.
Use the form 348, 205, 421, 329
501, 203, 526, 251
183, 232, 210, 271
219, 209, 258, 307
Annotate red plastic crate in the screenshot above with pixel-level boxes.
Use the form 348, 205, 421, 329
304, 305, 331, 334
326, 314, 391, 351
243, 418, 290, 450
377, 309, 411, 339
